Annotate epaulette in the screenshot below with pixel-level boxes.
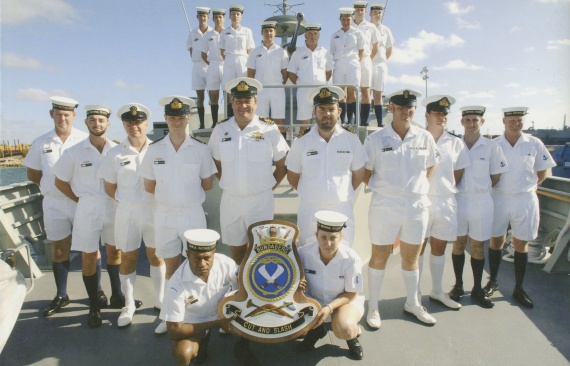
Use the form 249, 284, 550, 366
191, 136, 206, 144
217, 117, 230, 124
446, 130, 460, 138
259, 117, 275, 125
299, 126, 312, 137
341, 124, 356, 134
150, 136, 165, 145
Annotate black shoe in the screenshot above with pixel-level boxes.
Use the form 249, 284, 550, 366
297, 325, 327, 352
109, 295, 143, 309
483, 280, 498, 297
194, 331, 211, 365
449, 284, 464, 302
42, 295, 70, 317
87, 307, 102, 328
471, 288, 494, 308
233, 339, 260, 366
97, 290, 108, 309
347, 338, 363, 360
513, 286, 534, 308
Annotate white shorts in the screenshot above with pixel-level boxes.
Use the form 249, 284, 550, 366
206, 61, 223, 91
368, 193, 430, 245
360, 57, 373, 88
332, 58, 361, 89
491, 192, 539, 241
257, 88, 285, 119
155, 205, 207, 258
192, 62, 208, 91
295, 87, 314, 121
71, 197, 115, 253
42, 195, 76, 241
114, 202, 156, 252
426, 194, 458, 242
372, 62, 388, 92
456, 193, 494, 242
297, 200, 354, 248
220, 190, 274, 246
222, 54, 248, 87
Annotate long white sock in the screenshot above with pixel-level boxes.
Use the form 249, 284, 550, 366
120, 271, 136, 309
418, 254, 424, 294
150, 264, 166, 309
402, 269, 420, 307
367, 267, 385, 313
430, 254, 445, 295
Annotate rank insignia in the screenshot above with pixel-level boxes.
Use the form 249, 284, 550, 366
130, 106, 138, 115
543, 155, 548, 160
237, 81, 250, 92
319, 88, 331, 98
439, 97, 450, 107
500, 161, 506, 167
170, 98, 183, 109
252, 132, 264, 141
186, 295, 198, 305
403, 90, 410, 98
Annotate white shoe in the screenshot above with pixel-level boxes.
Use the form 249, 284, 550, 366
404, 303, 436, 325
430, 291, 462, 309
155, 320, 167, 334
366, 309, 381, 329
117, 306, 135, 328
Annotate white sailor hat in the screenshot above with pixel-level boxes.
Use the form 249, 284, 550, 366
184, 229, 220, 252
261, 21, 277, 29
315, 210, 348, 233
84, 104, 112, 118
50, 96, 78, 111
422, 94, 455, 113
460, 105, 486, 116
339, 7, 354, 16
354, 1, 368, 9
308, 86, 345, 106
116, 103, 151, 122
212, 8, 226, 15
370, 3, 385, 10
196, 7, 210, 14
304, 24, 321, 31
225, 77, 263, 97
502, 107, 528, 117
388, 89, 423, 107
229, 4, 244, 13
159, 96, 195, 116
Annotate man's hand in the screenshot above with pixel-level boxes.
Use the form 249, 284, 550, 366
220, 313, 237, 334
296, 279, 307, 293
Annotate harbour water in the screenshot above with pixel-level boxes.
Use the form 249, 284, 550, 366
0, 167, 27, 186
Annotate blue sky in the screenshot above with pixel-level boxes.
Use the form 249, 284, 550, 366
1, 0, 569, 143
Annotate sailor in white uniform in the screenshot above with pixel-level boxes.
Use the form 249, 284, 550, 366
450, 105, 508, 308
24, 96, 88, 318
98, 103, 166, 328
52, 104, 120, 328
286, 86, 367, 247
297, 211, 364, 360
187, 7, 212, 129
486, 107, 556, 308
417, 95, 470, 312
363, 89, 438, 328
139, 96, 217, 333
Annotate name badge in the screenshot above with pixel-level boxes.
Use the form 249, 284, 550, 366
81, 162, 92, 167
305, 269, 316, 274
42, 148, 53, 153
120, 160, 131, 166
337, 150, 350, 154
302, 56, 308, 60
306, 150, 318, 156
222, 137, 232, 142
256, 54, 263, 58
382, 147, 393, 152
154, 159, 165, 165
334, 35, 340, 39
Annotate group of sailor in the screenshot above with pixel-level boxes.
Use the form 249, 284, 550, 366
187, 2, 393, 130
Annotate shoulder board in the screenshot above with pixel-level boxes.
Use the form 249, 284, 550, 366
299, 126, 312, 137
217, 117, 230, 125
446, 130, 460, 138
259, 117, 275, 125
191, 136, 206, 144
341, 124, 356, 134
149, 136, 165, 145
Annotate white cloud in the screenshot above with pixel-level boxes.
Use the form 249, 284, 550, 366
513, 87, 558, 98
456, 90, 495, 99
386, 74, 443, 90
505, 83, 521, 88
1, 0, 79, 25
510, 26, 522, 33
115, 79, 144, 90
457, 18, 481, 30
546, 39, 570, 50
1, 52, 56, 71
535, 0, 570, 3
16, 88, 70, 101
433, 59, 482, 71
390, 31, 465, 65
444, 1, 474, 15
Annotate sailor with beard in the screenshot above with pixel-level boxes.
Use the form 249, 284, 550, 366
286, 86, 367, 247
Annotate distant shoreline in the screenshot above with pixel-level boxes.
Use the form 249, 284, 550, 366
0, 156, 24, 168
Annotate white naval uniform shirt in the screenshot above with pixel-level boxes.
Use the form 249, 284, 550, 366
364, 123, 438, 197
218, 25, 255, 56
298, 242, 363, 306
139, 136, 217, 208
457, 135, 508, 194
287, 46, 333, 84
372, 23, 394, 64
352, 19, 379, 57
427, 131, 470, 196
52, 138, 116, 198
208, 116, 289, 197
286, 124, 367, 204
97, 138, 153, 204
23, 128, 87, 198
187, 26, 212, 63
160, 253, 238, 324
493, 133, 556, 194
200, 29, 223, 63
246, 43, 288, 84
330, 26, 365, 61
